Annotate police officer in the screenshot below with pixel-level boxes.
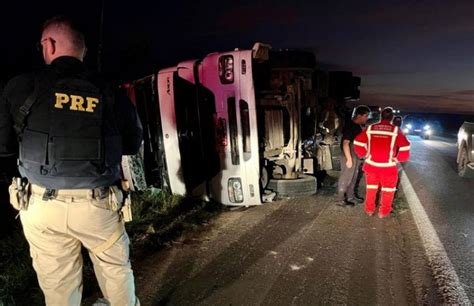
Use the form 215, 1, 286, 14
335, 105, 370, 206
0, 17, 142, 305
353, 107, 410, 218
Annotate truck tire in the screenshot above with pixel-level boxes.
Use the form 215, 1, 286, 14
267, 175, 317, 197
458, 147, 469, 178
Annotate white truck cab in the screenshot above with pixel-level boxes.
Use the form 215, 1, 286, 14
125, 43, 318, 206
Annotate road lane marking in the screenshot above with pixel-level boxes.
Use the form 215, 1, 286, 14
425, 141, 456, 148
400, 170, 471, 304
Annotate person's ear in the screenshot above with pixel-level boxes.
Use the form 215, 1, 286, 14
49, 38, 57, 55
43, 38, 56, 56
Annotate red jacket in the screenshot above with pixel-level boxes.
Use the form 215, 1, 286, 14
354, 120, 410, 170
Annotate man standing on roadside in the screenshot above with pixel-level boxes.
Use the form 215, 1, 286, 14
0, 16, 142, 305
335, 105, 370, 206
353, 107, 410, 218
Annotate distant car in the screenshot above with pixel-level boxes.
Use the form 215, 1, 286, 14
402, 116, 432, 139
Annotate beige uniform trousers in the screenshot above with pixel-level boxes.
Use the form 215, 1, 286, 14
20, 184, 138, 306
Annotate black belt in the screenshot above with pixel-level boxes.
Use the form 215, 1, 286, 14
42, 186, 109, 201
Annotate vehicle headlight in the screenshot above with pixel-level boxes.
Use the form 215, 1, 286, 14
403, 128, 409, 134
228, 177, 243, 203
218, 55, 234, 84
406, 124, 412, 129
423, 125, 430, 130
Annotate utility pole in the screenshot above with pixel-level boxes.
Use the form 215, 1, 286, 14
97, 0, 105, 73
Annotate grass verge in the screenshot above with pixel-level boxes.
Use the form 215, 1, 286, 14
0, 223, 43, 305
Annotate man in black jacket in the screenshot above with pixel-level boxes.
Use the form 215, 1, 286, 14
335, 105, 370, 206
0, 16, 142, 305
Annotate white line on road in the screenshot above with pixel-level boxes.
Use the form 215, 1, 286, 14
425, 140, 456, 148
400, 170, 471, 304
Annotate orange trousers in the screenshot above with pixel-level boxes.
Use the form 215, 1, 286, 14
364, 166, 398, 216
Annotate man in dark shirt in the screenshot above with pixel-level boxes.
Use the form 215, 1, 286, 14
0, 17, 142, 305
336, 105, 370, 206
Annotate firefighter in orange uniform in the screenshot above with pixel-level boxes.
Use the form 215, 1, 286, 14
353, 107, 410, 218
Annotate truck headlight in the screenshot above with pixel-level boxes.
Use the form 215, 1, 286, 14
406, 124, 412, 129
219, 55, 234, 84
424, 125, 430, 130
228, 177, 243, 203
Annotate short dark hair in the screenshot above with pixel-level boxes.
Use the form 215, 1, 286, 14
381, 107, 394, 120
42, 16, 85, 51
392, 115, 402, 127
354, 105, 370, 117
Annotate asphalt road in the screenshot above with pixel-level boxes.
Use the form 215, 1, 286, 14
134, 179, 439, 305
402, 134, 474, 300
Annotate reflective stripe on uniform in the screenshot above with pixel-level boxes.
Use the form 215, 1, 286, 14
367, 130, 397, 136
399, 145, 410, 151
353, 140, 366, 147
367, 184, 379, 189
381, 187, 397, 192
389, 126, 398, 161
367, 125, 372, 154
365, 159, 397, 167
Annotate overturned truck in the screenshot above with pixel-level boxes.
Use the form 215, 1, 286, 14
125, 43, 318, 206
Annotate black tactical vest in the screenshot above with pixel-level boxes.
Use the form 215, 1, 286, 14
18, 70, 122, 189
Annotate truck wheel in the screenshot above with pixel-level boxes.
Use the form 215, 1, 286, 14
267, 175, 317, 197
458, 147, 468, 178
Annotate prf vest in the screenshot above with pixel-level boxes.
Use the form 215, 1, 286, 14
18, 71, 122, 189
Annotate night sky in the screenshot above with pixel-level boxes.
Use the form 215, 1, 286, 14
1, 0, 474, 115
